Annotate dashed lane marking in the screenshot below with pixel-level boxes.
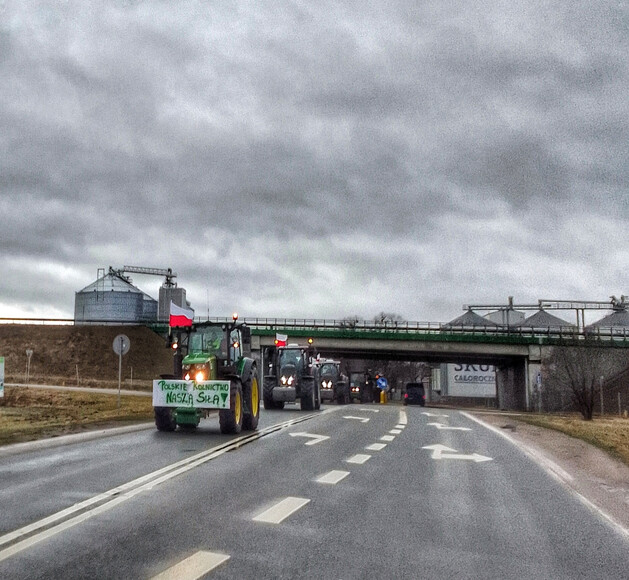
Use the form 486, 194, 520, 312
398, 411, 408, 425
346, 454, 371, 464
380, 435, 395, 442
253, 497, 310, 524
366, 443, 387, 451
395, 425, 405, 429
151, 551, 230, 580
389, 429, 402, 434
317, 470, 350, 484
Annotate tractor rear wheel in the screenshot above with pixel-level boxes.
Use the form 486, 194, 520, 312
154, 407, 176, 432
219, 381, 243, 434
243, 368, 260, 431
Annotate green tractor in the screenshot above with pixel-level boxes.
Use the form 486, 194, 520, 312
153, 316, 260, 434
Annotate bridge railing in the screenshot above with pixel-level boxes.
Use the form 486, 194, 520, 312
2, 317, 629, 343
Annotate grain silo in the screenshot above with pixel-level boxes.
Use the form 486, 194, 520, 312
74, 267, 158, 324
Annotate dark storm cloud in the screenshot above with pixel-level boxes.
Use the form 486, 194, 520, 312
0, 0, 628, 320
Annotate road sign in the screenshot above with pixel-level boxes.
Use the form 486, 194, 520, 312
113, 335, 130, 356
536, 372, 542, 388
376, 377, 388, 390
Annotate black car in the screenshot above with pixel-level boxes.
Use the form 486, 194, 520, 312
403, 382, 425, 406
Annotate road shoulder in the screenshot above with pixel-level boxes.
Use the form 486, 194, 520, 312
468, 411, 629, 538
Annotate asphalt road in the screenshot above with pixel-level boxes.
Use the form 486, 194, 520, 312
1, 404, 628, 579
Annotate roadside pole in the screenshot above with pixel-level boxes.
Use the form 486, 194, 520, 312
113, 335, 130, 409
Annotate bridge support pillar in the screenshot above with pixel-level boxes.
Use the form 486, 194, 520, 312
496, 361, 527, 411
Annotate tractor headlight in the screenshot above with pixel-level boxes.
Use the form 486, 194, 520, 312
281, 375, 294, 386
195, 370, 206, 382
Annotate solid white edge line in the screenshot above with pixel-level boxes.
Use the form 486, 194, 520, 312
316, 470, 350, 484
345, 454, 371, 464
253, 497, 310, 524
0, 413, 321, 559
460, 411, 629, 541
151, 551, 230, 580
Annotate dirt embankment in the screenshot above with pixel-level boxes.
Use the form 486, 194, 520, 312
0, 325, 174, 390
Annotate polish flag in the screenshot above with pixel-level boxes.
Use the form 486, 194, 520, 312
275, 333, 288, 347
169, 302, 194, 327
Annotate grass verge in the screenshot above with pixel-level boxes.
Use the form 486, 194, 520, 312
517, 413, 629, 466
0, 386, 154, 446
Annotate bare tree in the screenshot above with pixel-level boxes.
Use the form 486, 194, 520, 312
339, 315, 361, 329
544, 343, 629, 420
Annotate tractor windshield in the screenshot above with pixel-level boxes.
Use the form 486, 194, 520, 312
319, 363, 338, 378
278, 348, 305, 372
188, 326, 227, 357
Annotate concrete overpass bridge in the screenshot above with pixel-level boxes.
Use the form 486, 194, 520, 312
239, 318, 629, 412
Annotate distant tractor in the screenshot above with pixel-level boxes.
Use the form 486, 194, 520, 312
152, 315, 259, 434
263, 343, 320, 411
315, 359, 348, 404
348, 371, 375, 403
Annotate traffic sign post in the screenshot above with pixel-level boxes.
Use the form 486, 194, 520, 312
113, 335, 130, 408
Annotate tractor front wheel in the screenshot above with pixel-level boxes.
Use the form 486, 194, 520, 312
243, 369, 260, 431
154, 407, 176, 432
219, 381, 243, 434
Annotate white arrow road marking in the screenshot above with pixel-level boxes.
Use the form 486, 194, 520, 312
357, 408, 380, 412
343, 416, 370, 423
289, 432, 330, 445
422, 412, 449, 417
426, 422, 472, 431
151, 551, 229, 580
317, 470, 350, 484
422, 444, 493, 463
380, 435, 395, 442
346, 454, 371, 464
253, 497, 310, 524
366, 443, 387, 451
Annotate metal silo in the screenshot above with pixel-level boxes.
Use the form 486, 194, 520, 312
74, 268, 158, 324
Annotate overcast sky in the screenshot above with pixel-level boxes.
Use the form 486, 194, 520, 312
1, 1, 628, 323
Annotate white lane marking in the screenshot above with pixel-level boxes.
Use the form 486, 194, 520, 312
366, 443, 387, 451
389, 429, 402, 434
343, 416, 370, 423
0, 414, 320, 562
317, 470, 350, 485
253, 497, 310, 524
460, 412, 572, 482
422, 412, 449, 417
151, 551, 230, 580
398, 411, 408, 424
346, 454, 371, 464
427, 422, 471, 431
289, 432, 330, 446
380, 435, 395, 442
422, 444, 493, 463
395, 425, 405, 429
460, 411, 629, 541
357, 408, 380, 412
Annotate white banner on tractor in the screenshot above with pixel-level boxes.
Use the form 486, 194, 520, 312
153, 379, 231, 409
